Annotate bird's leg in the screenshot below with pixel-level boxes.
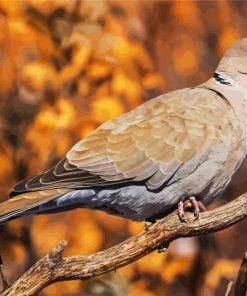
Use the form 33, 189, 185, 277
177, 196, 207, 222
178, 201, 185, 222
189, 196, 201, 219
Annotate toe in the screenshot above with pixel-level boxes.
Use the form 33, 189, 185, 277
193, 209, 200, 220
189, 196, 201, 220
198, 201, 207, 212
177, 201, 186, 222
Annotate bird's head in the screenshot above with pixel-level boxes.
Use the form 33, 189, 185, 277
215, 38, 247, 87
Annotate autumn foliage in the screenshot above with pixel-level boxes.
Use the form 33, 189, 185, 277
0, 1, 246, 295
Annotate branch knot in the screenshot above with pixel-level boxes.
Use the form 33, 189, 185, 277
48, 240, 67, 265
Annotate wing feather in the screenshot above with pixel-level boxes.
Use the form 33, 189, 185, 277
10, 87, 233, 197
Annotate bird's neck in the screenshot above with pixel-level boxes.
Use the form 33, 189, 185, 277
201, 76, 247, 129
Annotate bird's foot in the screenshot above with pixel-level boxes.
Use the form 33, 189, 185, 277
177, 196, 207, 222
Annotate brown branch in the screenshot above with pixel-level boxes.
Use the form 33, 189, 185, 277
0, 255, 9, 291
225, 281, 234, 296
1, 193, 247, 296
235, 251, 247, 296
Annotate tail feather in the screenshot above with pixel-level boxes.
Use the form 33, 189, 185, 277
0, 189, 70, 224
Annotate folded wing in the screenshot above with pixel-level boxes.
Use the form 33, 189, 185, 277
10, 87, 232, 197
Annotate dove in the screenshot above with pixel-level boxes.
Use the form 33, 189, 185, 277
1, 38, 247, 224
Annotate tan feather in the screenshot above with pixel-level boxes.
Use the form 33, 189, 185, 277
10, 86, 234, 195
64, 87, 233, 189
0, 189, 69, 222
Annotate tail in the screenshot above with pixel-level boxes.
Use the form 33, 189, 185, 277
0, 189, 70, 224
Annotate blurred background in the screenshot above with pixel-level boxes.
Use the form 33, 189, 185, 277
0, 1, 246, 295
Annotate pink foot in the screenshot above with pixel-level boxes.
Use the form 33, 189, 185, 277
177, 197, 207, 222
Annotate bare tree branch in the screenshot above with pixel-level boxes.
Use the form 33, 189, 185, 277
225, 281, 234, 296
1, 193, 247, 296
235, 251, 247, 296
0, 255, 9, 291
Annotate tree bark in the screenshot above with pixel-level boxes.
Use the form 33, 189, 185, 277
1, 193, 247, 296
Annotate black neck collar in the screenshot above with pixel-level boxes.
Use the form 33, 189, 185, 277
213, 72, 232, 85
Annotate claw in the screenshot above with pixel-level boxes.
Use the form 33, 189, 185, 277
178, 201, 186, 222
189, 196, 200, 220
177, 197, 207, 222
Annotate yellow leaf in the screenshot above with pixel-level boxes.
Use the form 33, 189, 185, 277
205, 259, 240, 289
162, 257, 192, 283
59, 44, 91, 82
137, 252, 166, 274
72, 43, 92, 69
81, 0, 107, 21
128, 221, 143, 236
0, 144, 13, 179
21, 61, 57, 91
0, 1, 24, 17
78, 120, 98, 138
90, 95, 125, 122
10, 243, 27, 267
88, 61, 112, 80
28, 0, 68, 15
26, 98, 76, 171
44, 281, 81, 295
8, 18, 56, 57
112, 69, 141, 99
111, 36, 136, 62
172, 1, 200, 25
130, 280, 157, 296
35, 98, 76, 129
66, 210, 103, 255
31, 215, 67, 256
78, 79, 89, 97
143, 73, 163, 89
95, 212, 127, 232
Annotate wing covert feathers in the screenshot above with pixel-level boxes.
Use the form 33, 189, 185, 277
10, 87, 234, 196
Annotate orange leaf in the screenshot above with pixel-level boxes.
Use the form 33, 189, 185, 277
90, 95, 125, 122
21, 61, 57, 91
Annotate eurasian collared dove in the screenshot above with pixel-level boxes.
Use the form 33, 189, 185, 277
1, 38, 247, 224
